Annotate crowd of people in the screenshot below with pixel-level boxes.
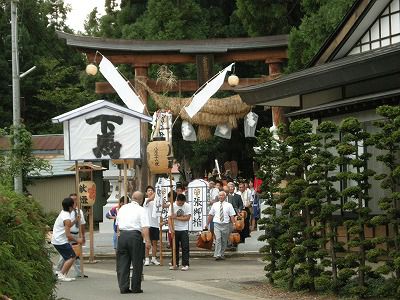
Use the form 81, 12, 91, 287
51, 177, 261, 294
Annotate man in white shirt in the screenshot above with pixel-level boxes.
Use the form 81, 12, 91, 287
55, 193, 87, 278
51, 197, 83, 282
205, 191, 236, 260
116, 191, 151, 294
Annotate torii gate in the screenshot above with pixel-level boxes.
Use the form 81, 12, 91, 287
57, 31, 289, 190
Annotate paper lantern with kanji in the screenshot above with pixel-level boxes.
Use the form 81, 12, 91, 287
78, 181, 96, 206
147, 138, 173, 174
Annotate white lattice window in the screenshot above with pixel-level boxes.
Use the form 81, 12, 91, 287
349, 0, 400, 55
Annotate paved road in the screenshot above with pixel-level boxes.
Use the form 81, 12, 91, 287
56, 256, 268, 300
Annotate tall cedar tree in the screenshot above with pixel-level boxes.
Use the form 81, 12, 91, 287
287, 0, 354, 72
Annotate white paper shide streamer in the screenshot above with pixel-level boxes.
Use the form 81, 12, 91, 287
184, 63, 234, 118
99, 56, 145, 113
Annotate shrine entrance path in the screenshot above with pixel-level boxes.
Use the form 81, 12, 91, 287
55, 256, 276, 300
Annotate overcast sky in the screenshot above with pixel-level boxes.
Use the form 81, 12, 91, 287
63, 0, 111, 33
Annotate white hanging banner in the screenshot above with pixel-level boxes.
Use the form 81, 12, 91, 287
99, 56, 145, 113
187, 179, 208, 231
184, 63, 234, 118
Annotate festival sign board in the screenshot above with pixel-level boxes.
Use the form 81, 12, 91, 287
52, 100, 152, 160
187, 179, 208, 231
152, 178, 210, 232
153, 177, 176, 230
78, 180, 96, 207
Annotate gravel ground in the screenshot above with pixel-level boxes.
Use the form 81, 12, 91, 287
240, 281, 338, 300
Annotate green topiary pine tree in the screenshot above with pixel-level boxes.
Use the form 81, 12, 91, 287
371, 105, 400, 287
336, 117, 375, 297
309, 121, 342, 292
255, 126, 289, 284
284, 119, 322, 292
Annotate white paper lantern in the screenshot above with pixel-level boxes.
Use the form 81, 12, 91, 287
228, 74, 239, 87
86, 63, 98, 76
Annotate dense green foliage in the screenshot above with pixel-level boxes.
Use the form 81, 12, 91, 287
337, 117, 375, 297
0, 186, 56, 299
0, 0, 96, 133
372, 105, 400, 287
287, 0, 354, 72
0, 125, 51, 190
235, 0, 302, 36
311, 121, 341, 290
255, 108, 400, 298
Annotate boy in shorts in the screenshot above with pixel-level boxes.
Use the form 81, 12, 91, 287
51, 197, 83, 281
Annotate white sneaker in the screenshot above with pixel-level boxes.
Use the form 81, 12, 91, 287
151, 258, 160, 266
58, 273, 75, 282
181, 265, 189, 271
144, 258, 150, 266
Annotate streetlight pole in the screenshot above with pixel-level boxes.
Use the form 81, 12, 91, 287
11, 0, 23, 193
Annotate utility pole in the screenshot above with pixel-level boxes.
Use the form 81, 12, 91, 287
11, 0, 23, 193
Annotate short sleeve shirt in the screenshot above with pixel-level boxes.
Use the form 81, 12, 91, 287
209, 201, 235, 224
143, 197, 160, 228
168, 202, 191, 231
117, 202, 150, 231
51, 210, 71, 245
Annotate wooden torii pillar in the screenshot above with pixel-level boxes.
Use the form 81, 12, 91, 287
266, 58, 288, 129
134, 63, 150, 192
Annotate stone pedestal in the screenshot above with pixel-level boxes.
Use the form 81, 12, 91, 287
99, 161, 131, 233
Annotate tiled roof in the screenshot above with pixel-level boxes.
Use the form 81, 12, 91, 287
236, 43, 400, 105
57, 31, 289, 53
0, 134, 64, 151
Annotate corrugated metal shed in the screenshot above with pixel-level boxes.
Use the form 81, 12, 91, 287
31, 156, 75, 177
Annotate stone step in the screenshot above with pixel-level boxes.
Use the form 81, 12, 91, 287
237, 230, 264, 252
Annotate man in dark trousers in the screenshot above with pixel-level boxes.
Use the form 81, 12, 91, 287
116, 191, 151, 294
227, 182, 243, 214
227, 182, 244, 244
